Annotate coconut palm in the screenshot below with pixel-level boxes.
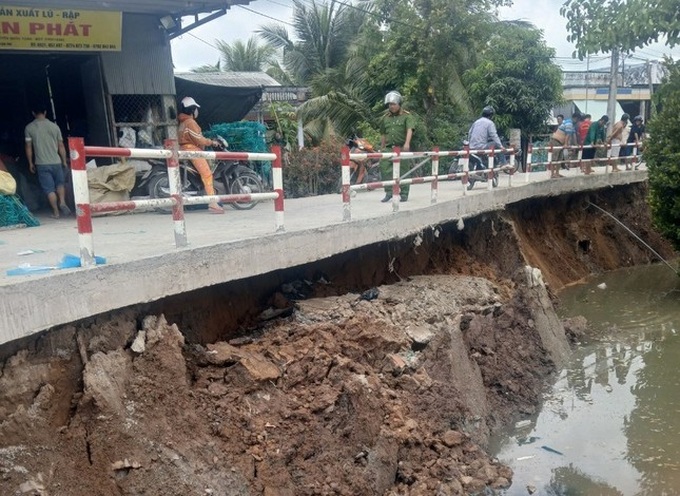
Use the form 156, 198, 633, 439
257, 0, 362, 85
190, 61, 221, 73
214, 36, 276, 72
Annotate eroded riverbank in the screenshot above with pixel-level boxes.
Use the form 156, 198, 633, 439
0, 183, 677, 495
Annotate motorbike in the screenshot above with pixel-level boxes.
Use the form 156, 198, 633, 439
448, 139, 518, 190
136, 136, 264, 210
347, 135, 381, 185
466, 151, 499, 190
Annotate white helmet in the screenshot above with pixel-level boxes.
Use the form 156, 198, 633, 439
384, 91, 402, 105
180, 96, 200, 109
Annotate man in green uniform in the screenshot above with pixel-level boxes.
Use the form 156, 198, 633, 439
582, 114, 609, 174
379, 91, 415, 202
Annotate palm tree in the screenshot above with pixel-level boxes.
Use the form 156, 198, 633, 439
257, 0, 361, 85
190, 61, 221, 73
214, 36, 276, 72
257, 0, 371, 143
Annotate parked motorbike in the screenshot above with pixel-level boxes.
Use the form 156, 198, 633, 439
347, 135, 381, 185
136, 137, 264, 210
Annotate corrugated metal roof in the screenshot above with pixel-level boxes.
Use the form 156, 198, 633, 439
175, 72, 281, 88
3, 1, 254, 16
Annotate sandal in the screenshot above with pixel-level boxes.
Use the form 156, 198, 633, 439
209, 204, 224, 214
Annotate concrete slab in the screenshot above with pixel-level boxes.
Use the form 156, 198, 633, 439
0, 165, 647, 345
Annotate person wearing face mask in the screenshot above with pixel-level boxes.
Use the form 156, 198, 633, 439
177, 96, 223, 214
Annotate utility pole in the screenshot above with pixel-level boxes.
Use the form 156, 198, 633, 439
647, 60, 655, 119
585, 56, 590, 113
607, 48, 619, 126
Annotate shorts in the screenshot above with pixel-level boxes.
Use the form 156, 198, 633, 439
37, 164, 65, 194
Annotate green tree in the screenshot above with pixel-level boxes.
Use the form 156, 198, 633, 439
462, 25, 563, 138
257, 0, 362, 85
191, 61, 221, 73
561, 0, 680, 59
644, 60, 680, 250
214, 36, 276, 72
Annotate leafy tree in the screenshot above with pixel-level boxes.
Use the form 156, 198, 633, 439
214, 36, 276, 72
561, 0, 680, 58
462, 25, 563, 139
644, 60, 680, 250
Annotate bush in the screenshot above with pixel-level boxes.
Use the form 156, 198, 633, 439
283, 140, 343, 198
646, 62, 680, 251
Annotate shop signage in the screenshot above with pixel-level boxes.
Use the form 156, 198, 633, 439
0, 5, 122, 51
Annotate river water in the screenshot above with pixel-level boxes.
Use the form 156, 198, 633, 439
491, 263, 680, 496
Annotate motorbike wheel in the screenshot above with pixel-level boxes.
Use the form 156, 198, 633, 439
229, 166, 264, 210
147, 174, 173, 213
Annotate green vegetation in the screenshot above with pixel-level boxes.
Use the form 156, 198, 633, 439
561, 0, 680, 59
645, 60, 680, 251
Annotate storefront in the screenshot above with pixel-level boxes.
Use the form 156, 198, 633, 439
0, 1, 253, 159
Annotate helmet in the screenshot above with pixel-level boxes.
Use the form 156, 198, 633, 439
180, 96, 200, 108
180, 96, 201, 116
621, 113, 630, 121
384, 91, 402, 105
482, 105, 495, 118
634, 115, 643, 121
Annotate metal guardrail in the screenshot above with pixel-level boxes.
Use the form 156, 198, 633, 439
68, 137, 283, 267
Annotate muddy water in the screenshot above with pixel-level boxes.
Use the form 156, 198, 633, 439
491, 263, 680, 495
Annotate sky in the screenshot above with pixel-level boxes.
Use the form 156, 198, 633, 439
170, 0, 680, 74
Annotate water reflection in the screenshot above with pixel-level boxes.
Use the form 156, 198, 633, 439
492, 263, 680, 495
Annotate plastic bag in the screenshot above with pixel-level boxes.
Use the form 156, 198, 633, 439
0, 170, 16, 195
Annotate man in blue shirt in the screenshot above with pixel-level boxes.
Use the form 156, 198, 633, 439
467, 106, 507, 166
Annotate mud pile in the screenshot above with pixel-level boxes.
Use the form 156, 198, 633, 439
1, 270, 571, 495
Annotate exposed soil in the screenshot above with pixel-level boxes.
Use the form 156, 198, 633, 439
0, 183, 676, 495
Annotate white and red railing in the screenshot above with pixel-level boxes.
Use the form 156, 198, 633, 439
525, 141, 641, 180
341, 144, 516, 221
68, 137, 283, 267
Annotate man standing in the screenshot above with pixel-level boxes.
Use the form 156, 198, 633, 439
549, 111, 580, 177
380, 91, 415, 203
25, 105, 71, 218
623, 115, 646, 169
606, 113, 630, 172
582, 115, 609, 173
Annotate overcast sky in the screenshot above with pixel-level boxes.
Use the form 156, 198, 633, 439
170, 0, 680, 74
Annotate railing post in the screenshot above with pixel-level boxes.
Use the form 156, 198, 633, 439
272, 145, 285, 232
392, 146, 401, 212
341, 145, 351, 221
164, 139, 187, 248
431, 146, 439, 204
548, 142, 554, 178
462, 143, 470, 195
487, 147, 495, 190
526, 142, 532, 183
68, 137, 95, 267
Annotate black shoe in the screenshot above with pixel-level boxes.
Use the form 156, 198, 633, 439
400, 196, 408, 202
380, 195, 392, 203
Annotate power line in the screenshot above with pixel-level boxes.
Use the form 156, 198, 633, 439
236, 4, 295, 27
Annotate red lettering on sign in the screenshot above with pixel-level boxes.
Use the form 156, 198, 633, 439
80, 24, 91, 36
1, 21, 19, 34
46, 23, 62, 35
29, 22, 44, 34
63, 23, 78, 36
